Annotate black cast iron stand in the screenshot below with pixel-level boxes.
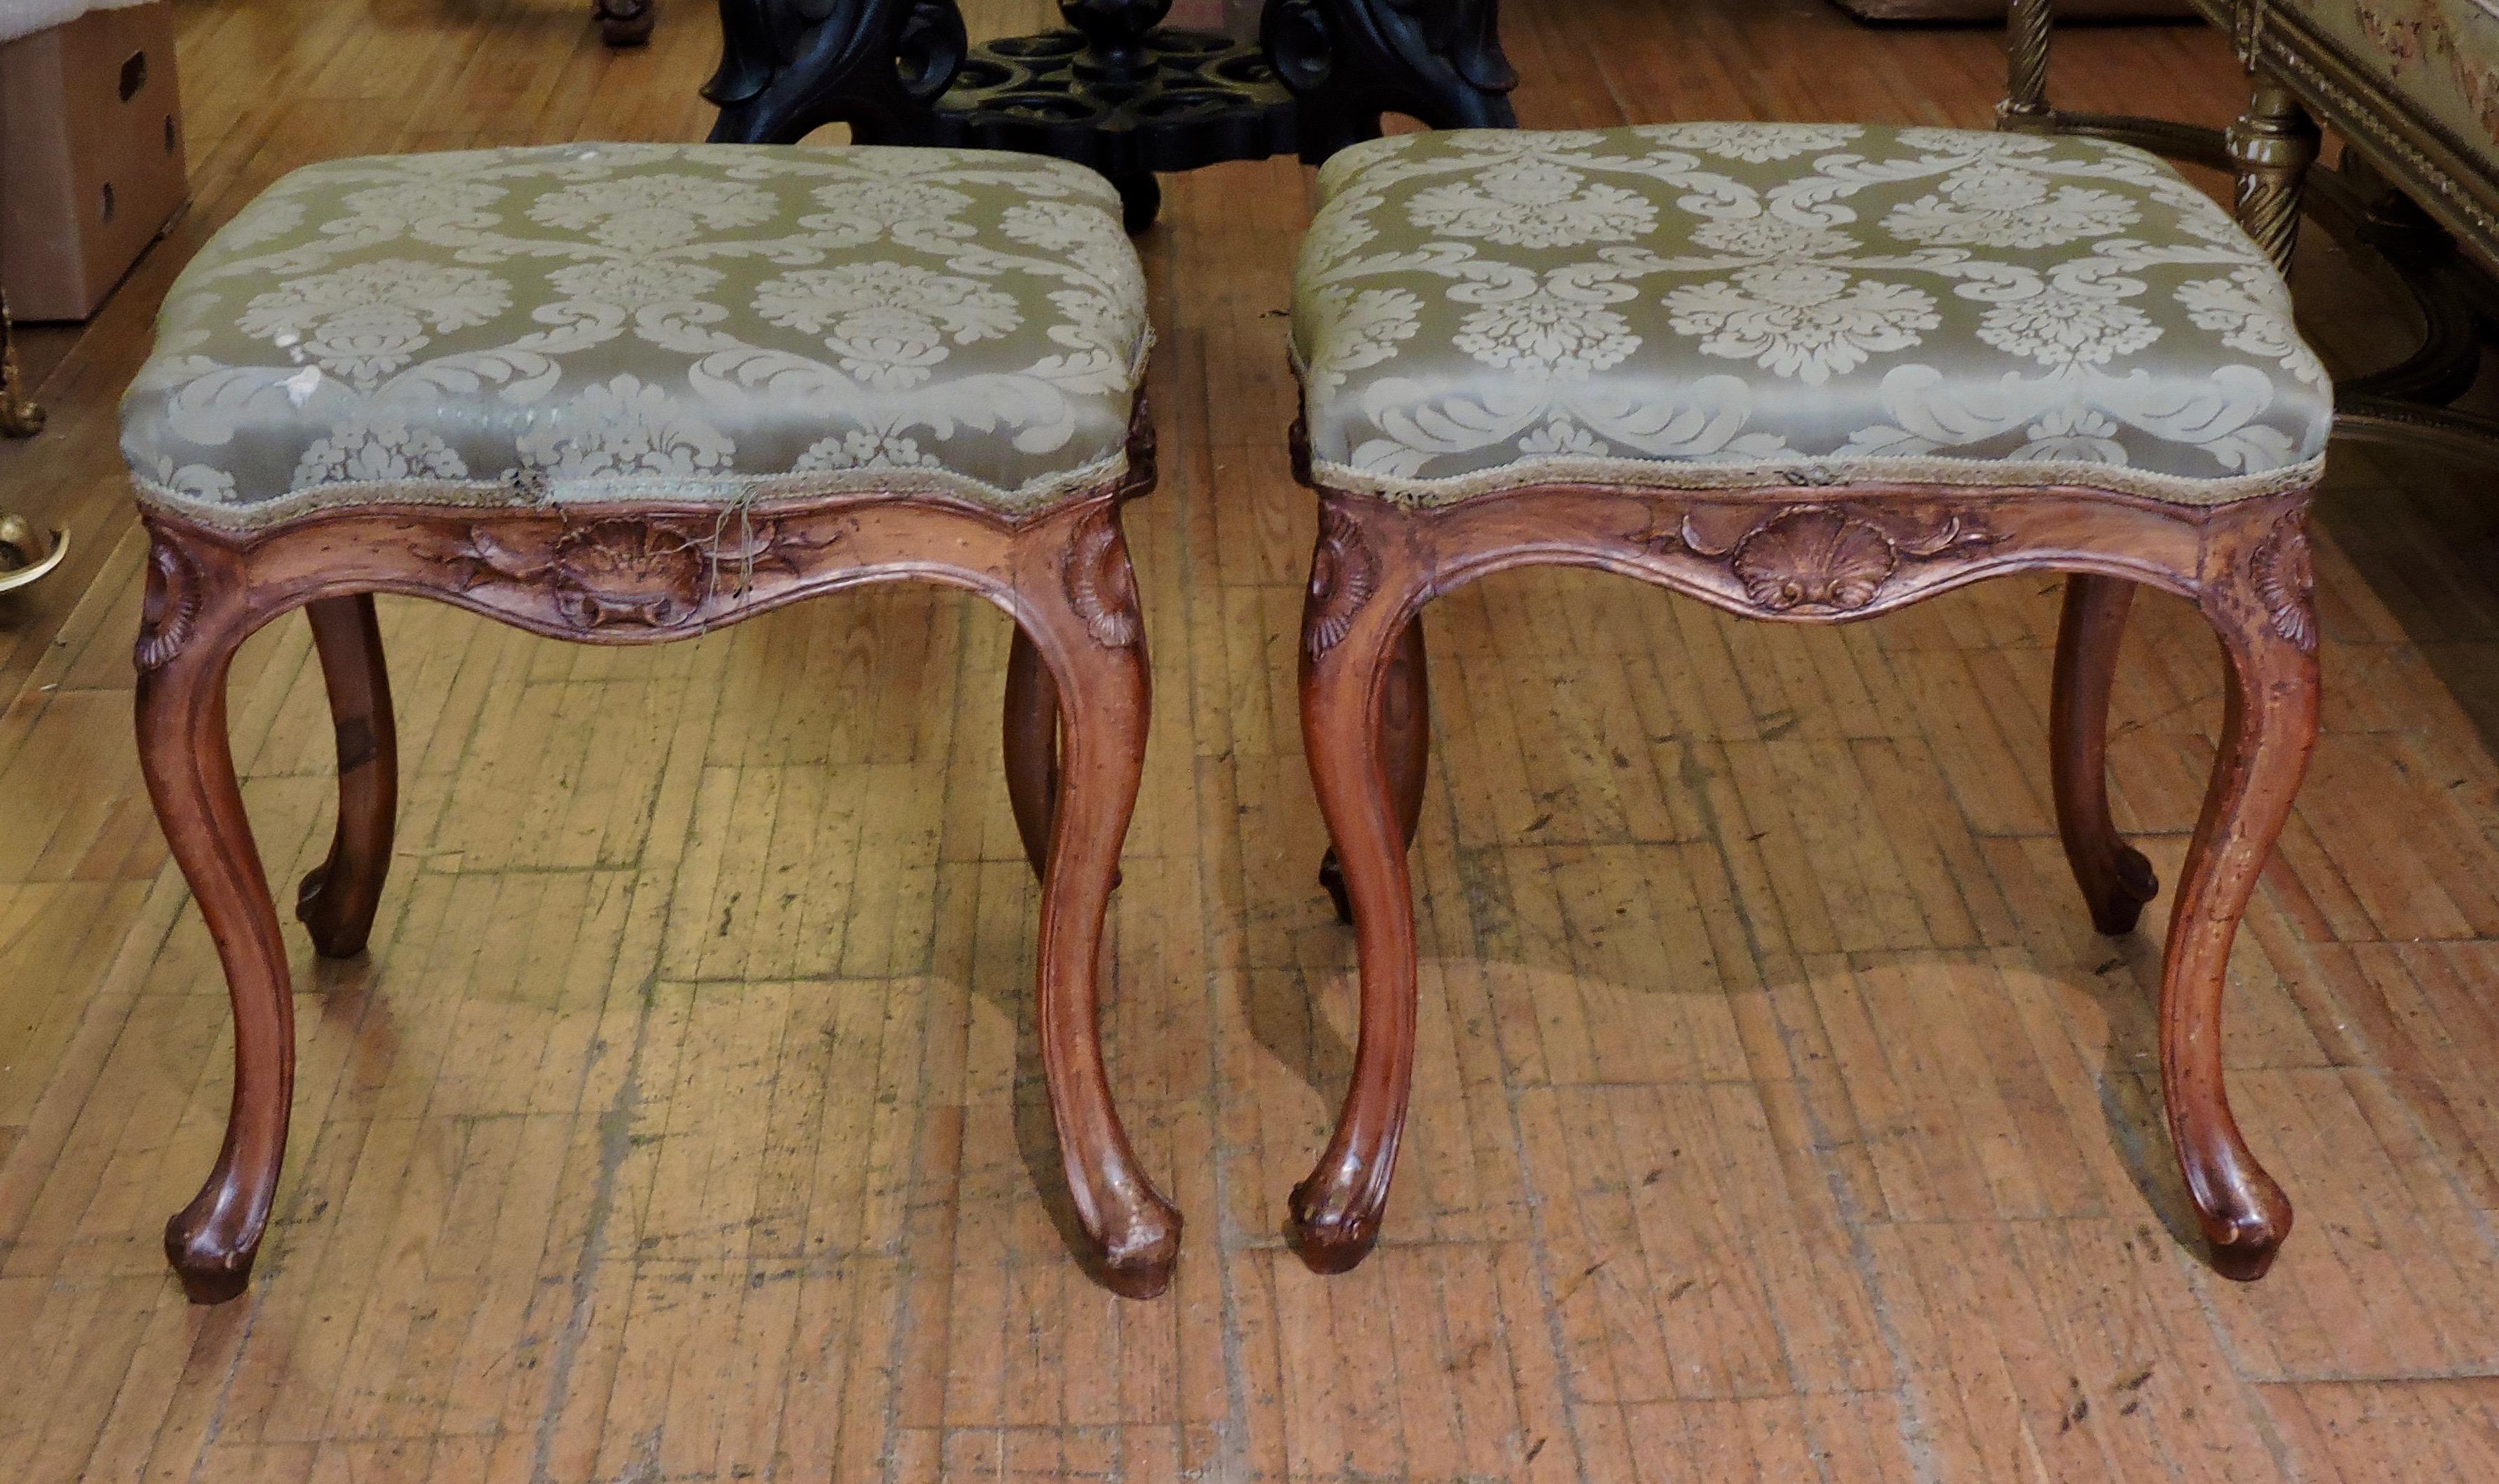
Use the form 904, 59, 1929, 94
703, 0, 1516, 231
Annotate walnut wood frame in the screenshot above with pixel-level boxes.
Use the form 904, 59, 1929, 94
1287, 434, 2319, 1284
135, 410, 1180, 1303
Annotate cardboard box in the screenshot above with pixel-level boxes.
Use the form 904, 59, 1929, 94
1, 3, 187, 322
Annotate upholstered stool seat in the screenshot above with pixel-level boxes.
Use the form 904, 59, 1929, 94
125, 143, 1151, 528
1281, 123, 2327, 1286
124, 143, 1177, 1304
1292, 123, 2329, 508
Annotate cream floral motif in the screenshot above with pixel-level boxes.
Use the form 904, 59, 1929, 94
1291, 123, 2332, 505
238, 259, 512, 387
1455, 285, 1640, 379
755, 263, 1023, 390
1666, 265, 1939, 384
1976, 287, 2162, 367
529, 172, 780, 251
119, 144, 1153, 525
294, 414, 469, 488
1405, 160, 1657, 248
1302, 286, 1423, 402
1634, 121, 1864, 163
515, 375, 736, 479
1688, 218, 1858, 260
801, 178, 977, 246
337, 178, 509, 236
545, 257, 726, 309
1894, 126, 2053, 158
2178, 268, 2331, 388
1882, 165, 2140, 249
794, 429, 945, 472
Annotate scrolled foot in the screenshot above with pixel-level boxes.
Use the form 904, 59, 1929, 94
2199, 1183, 2292, 1281
2090, 846, 2161, 937
1287, 1171, 1383, 1274
1089, 1191, 1183, 1300
165, 1207, 259, 1305
294, 863, 369, 959
1318, 847, 1353, 925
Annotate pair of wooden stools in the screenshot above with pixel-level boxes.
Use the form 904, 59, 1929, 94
122, 125, 2329, 1302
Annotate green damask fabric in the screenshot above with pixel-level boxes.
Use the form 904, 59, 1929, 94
121, 144, 1151, 529
1290, 123, 2331, 506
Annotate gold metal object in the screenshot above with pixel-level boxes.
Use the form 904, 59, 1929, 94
0, 514, 70, 595
2003, 0, 2499, 453
1, 290, 43, 439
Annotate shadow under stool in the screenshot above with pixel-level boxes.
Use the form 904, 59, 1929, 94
121, 142, 1179, 1302
1281, 121, 2331, 1282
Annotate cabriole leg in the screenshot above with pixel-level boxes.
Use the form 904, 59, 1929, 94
1319, 613, 1427, 924
2051, 575, 2159, 934
1003, 625, 1060, 883
297, 596, 398, 958
1290, 501, 1423, 1272
1020, 504, 1180, 1298
2164, 509, 2319, 1279
134, 534, 294, 1303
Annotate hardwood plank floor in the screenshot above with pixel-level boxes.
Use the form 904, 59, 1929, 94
5, 0, 2499, 1478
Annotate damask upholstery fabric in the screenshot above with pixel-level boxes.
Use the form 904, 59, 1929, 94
1291, 124, 2331, 506
121, 144, 1151, 529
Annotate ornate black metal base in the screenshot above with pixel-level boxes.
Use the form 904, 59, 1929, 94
933, 28, 1295, 233
703, 0, 1515, 231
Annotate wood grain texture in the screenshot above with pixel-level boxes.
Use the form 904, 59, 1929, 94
4, 0, 2499, 1478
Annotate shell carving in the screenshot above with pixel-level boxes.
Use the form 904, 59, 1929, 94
1729, 507, 1901, 613
1303, 505, 1379, 660
2251, 508, 2318, 653
1062, 507, 1142, 648
135, 539, 201, 672
453, 519, 711, 631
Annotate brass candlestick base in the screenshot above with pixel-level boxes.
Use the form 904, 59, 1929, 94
0, 513, 69, 595
1, 290, 43, 439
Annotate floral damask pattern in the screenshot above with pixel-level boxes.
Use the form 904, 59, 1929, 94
1292, 123, 2332, 505
122, 144, 1151, 528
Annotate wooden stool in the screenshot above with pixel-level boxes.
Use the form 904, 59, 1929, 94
121, 142, 1179, 1300
1284, 123, 2331, 1279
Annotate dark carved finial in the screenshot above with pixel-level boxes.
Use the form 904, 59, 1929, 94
1262, 0, 1517, 163
1062, 505, 1142, 648
135, 539, 201, 672
1303, 504, 1379, 660
2251, 508, 2318, 653
705, 0, 968, 145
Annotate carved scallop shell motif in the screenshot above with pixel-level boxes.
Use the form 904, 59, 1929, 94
135, 540, 201, 672
1303, 505, 1379, 661
1728, 506, 1899, 613
550, 519, 711, 629
1062, 506, 1141, 648
2251, 508, 2317, 654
